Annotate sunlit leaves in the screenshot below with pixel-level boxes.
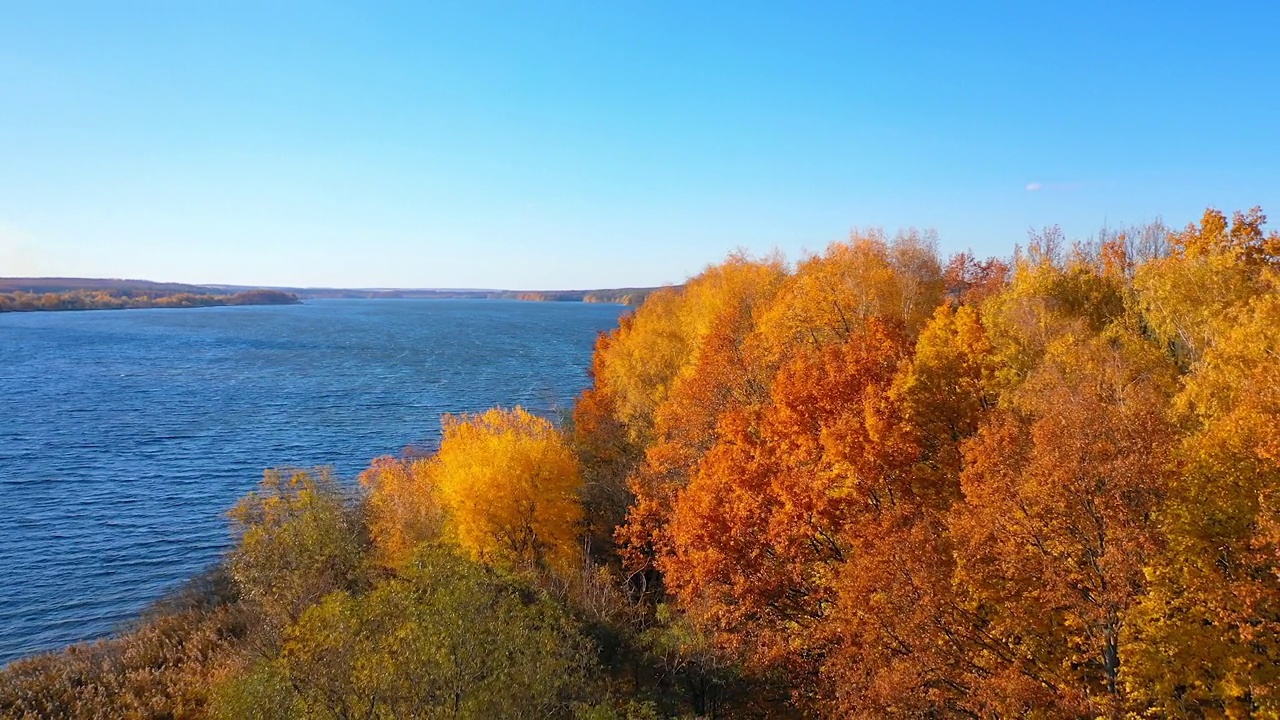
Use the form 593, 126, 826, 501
432, 407, 584, 572
1134, 208, 1280, 364
752, 230, 942, 366
663, 321, 915, 673
1125, 285, 1280, 716
593, 252, 787, 447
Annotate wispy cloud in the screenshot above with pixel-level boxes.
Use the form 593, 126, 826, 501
1025, 181, 1085, 193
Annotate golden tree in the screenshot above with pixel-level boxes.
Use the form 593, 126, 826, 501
1125, 284, 1280, 716
1134, 207, 1279, 364
432, 407, 584, 572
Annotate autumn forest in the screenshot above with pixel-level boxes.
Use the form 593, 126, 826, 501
2, 208, 1278, 719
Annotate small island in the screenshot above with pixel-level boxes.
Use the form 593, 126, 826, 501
0, 286, 301, 313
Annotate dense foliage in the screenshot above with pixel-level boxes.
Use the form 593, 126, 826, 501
3, 208, 1277, 718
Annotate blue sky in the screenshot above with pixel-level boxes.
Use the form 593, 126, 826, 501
1, 2, 1276, 289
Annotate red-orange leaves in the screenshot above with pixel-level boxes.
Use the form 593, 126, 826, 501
610, 255, 787, 578
821, 514, 974, 717
766, 320, 918, 515
662, 407, 784, 642
663, 320, 917, 676
943, 251, 1010, 305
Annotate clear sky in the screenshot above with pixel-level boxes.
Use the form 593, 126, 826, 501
1, 2, 1276, 289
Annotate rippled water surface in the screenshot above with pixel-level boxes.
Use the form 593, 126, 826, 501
0, 299, 625, 664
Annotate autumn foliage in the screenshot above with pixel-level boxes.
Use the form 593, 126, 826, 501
4, 208, 1278, 719
431, 407, 584, 572
577, 208, 1280, 717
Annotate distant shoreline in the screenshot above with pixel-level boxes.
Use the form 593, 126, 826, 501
0, 289, 301, 314
0, 278, 668, 311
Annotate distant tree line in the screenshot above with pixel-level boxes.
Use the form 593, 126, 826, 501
505, 289, 660, 305
0, 289, 300, 313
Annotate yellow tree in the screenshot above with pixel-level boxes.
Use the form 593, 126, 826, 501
591, 287, 691, 447
979, 229, 1129, 396
1134, 207, 1279, 364
1122, 211, 1278, 715
891, 303, 998, 503
751, 230, 943, 369
591, 252, 786, 448
1125, 286, 1280, 716
432, 407, 584, 572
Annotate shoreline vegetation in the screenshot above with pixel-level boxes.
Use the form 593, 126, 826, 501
0, 278, 662, 313
3, 207, 1279, 718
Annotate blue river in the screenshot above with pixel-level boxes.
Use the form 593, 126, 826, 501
0, 299, 625, 664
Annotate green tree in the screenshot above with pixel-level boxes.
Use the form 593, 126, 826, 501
227, 468, 368, 643
215, 545, 598, 719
